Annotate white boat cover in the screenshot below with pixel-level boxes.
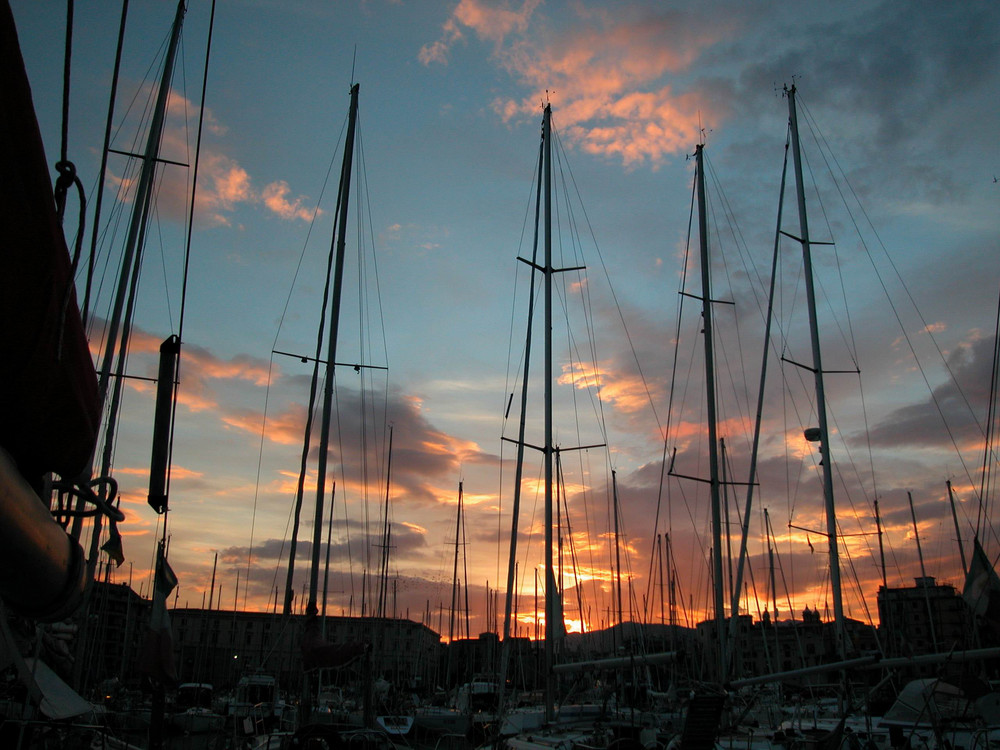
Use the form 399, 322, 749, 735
23, 657, 94, 720
881, 679, 969, 726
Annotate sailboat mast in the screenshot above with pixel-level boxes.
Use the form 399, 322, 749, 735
309, 82, 360, 610
613, 470, 624, 626
542, 101, 558, 724
875, 498, 888, 589
947, 481, 969, 577
377, 425, 394, 618
666, 533, 675, 632
695, 143, 727, 680
908, 491, 939, 651
766, 509, 777, 621
787, 85, 846, 660
657, 534, 664, 625
449, 481, 463, 644
497, 133, 545, 721
94, 0, 186, 419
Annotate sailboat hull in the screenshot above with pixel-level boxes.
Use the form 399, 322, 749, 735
0, 447, 85, 620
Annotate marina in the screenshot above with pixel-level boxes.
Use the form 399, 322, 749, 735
3, 1, 1000, 749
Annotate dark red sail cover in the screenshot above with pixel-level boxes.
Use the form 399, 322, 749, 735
1, 1, 100, 484
302, 612, 369, 670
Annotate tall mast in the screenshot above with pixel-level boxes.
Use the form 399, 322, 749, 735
503, 102, 591, 723
449, 481, 463, 644
322, 482, 335, 618
94, 0, 186, 421
657, 534, 666, 626
728, 133, 790, 652
765, 509, 777, 621
948, 480, 969, 577
613, 470, 624, 627
73, 1, 187, 712
309, 83, 360, 611
497, 131, 545, 719
695, 143, 727, 681
666, 532, 675, 633
908, 491, 939, 651
542, 102, 558, 724
787, 85, 845, 661
377, 425, 394, 618
874, 499, 888, 590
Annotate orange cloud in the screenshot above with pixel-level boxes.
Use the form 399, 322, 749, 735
421, 0, 540, 62
183, 347, 273, 387
112, 329, 274, 417
461, 490, 497, 508
107, 82, 316, 226
420, 433, 484, 465
269, 468, 318, 496
195, 153, 253, 226
196, 154, 320, 226
222, 405, 305, 446
176, 387, 219, 414
558, 362, 603, 391
424, 2, 725, 165
557, 360, 661, 416
785, 428, 820, 463
418, 37, 452, 66
167, 465, 204, 481
104, 86, 202, 224
453, 0, 541, 45
262, 181, 315, 222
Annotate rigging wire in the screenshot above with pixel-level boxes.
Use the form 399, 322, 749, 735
550, 129, 607, 622
646, 160, 698, 620
794, 94, 988, 584
82, 0, 128, 323
355, 118, 393, 610
981, 290, 1000, 538
252, 102, 347, 616
805, 95, 989, 531
159, 2, 217, 597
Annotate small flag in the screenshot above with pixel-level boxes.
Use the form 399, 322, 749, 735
101, 522, 125, 567
138, 543, 177, 684
964, 538, 1000, 627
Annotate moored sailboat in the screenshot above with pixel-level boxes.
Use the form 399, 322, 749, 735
719, 84, 1000, 750
492, 100, 683, 750
1, 2, 209, 748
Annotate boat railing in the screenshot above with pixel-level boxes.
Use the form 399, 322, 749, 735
433, 732, 472, 750
239, 702, 273, 738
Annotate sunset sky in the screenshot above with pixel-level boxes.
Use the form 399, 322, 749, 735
10, 0, 1000, 644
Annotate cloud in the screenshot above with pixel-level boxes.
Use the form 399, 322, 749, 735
420, 0, 539, 64
222, 405, 304, 446
418, 39, 450, 66
725, 1, 1000, 208
423, 1, 724, 165
197, 166, 318, 227
195, 154, 253, 224
558, 360, 658, 416
106, 84, 318, 227
261, 181, 317, 222
381, 222, 449, 254
452, 0, 540, 46
865, 332, 993, 451
94, 320, 280, 433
